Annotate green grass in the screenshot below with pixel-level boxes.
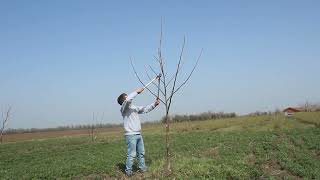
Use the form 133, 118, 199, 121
1, 112, 320, 179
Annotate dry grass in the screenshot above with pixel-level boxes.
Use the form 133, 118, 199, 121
295, 112, 320, 127
2, 127, 123, 142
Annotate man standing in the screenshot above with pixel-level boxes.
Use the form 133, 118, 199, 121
117, 87, 160, 176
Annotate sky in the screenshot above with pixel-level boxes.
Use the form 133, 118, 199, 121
0, 0, 319, 129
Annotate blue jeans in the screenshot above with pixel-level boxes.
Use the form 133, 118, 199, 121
125, 134, 147, 174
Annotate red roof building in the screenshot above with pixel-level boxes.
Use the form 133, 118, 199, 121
283, 107, 300, 116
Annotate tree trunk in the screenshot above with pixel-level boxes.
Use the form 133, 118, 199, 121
165, 112, 172, 174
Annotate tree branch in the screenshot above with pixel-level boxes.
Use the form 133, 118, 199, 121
156, 23, 169, 107
144, 65, 165, 96
170, 48, 203, 97
2, 106, 11, 128
148, 64, 166, 84
130, 57, 165, 104
167, 36, 185, 110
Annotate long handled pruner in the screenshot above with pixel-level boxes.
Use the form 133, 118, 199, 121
143, 73, 162, 90
143, 73, 161, 100
157, 74, 161, 100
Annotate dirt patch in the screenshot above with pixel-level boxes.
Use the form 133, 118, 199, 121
79, 173, 148, 180
177, 128, 190, 133
202, 146, 219, 157
261, 160, 301, 179
292, 138, 305, 147
118, 173, 147, 180
294, 117, 318, 127
316, 150, 320, 158
72, 174, 114, 180
247, 153, 256, 165
191, 126, 201, 131
312, 150, 320, 160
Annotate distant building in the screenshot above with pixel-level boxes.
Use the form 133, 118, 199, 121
283, 107, 300, 116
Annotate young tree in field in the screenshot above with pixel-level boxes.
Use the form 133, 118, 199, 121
304, 100, 311, 112
1, 106, 11, 144
89, 112, 97, 142
88, 112, 104, 142
130, 25, 202, 174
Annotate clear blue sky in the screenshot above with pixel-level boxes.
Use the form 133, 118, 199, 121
1, 0, 319, 129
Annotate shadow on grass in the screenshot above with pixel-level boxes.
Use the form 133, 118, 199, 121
116, 163, 126, 174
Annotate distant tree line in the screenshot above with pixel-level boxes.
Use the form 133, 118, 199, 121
161, 111, 237, 123
248, 111, 274, 116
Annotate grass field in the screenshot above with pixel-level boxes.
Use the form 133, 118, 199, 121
0, 112, 319, 179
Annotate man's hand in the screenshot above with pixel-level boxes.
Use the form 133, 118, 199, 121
156, 73, 162, 80
136, 88, 144, 94
154, 98, 160, 106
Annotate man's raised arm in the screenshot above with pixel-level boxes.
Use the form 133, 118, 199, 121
121, 88, 145, 113
127, 88, 144, 101
137, 98, 160, 114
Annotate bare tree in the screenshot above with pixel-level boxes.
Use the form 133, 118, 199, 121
89, 112, 97, 142
1, 106, 11, 144
88, 112, 104, 142
305, 100, 311, 112
298, 101, 320, 112
130, 24, 202, 174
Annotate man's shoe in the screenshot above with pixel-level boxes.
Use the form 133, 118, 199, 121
139, 168, 148, 173
125, 170, 133, 177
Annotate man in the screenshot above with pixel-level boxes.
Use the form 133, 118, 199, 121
117, 87, 160, 176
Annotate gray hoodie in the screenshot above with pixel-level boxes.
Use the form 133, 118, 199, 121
120, 91, 156, 135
